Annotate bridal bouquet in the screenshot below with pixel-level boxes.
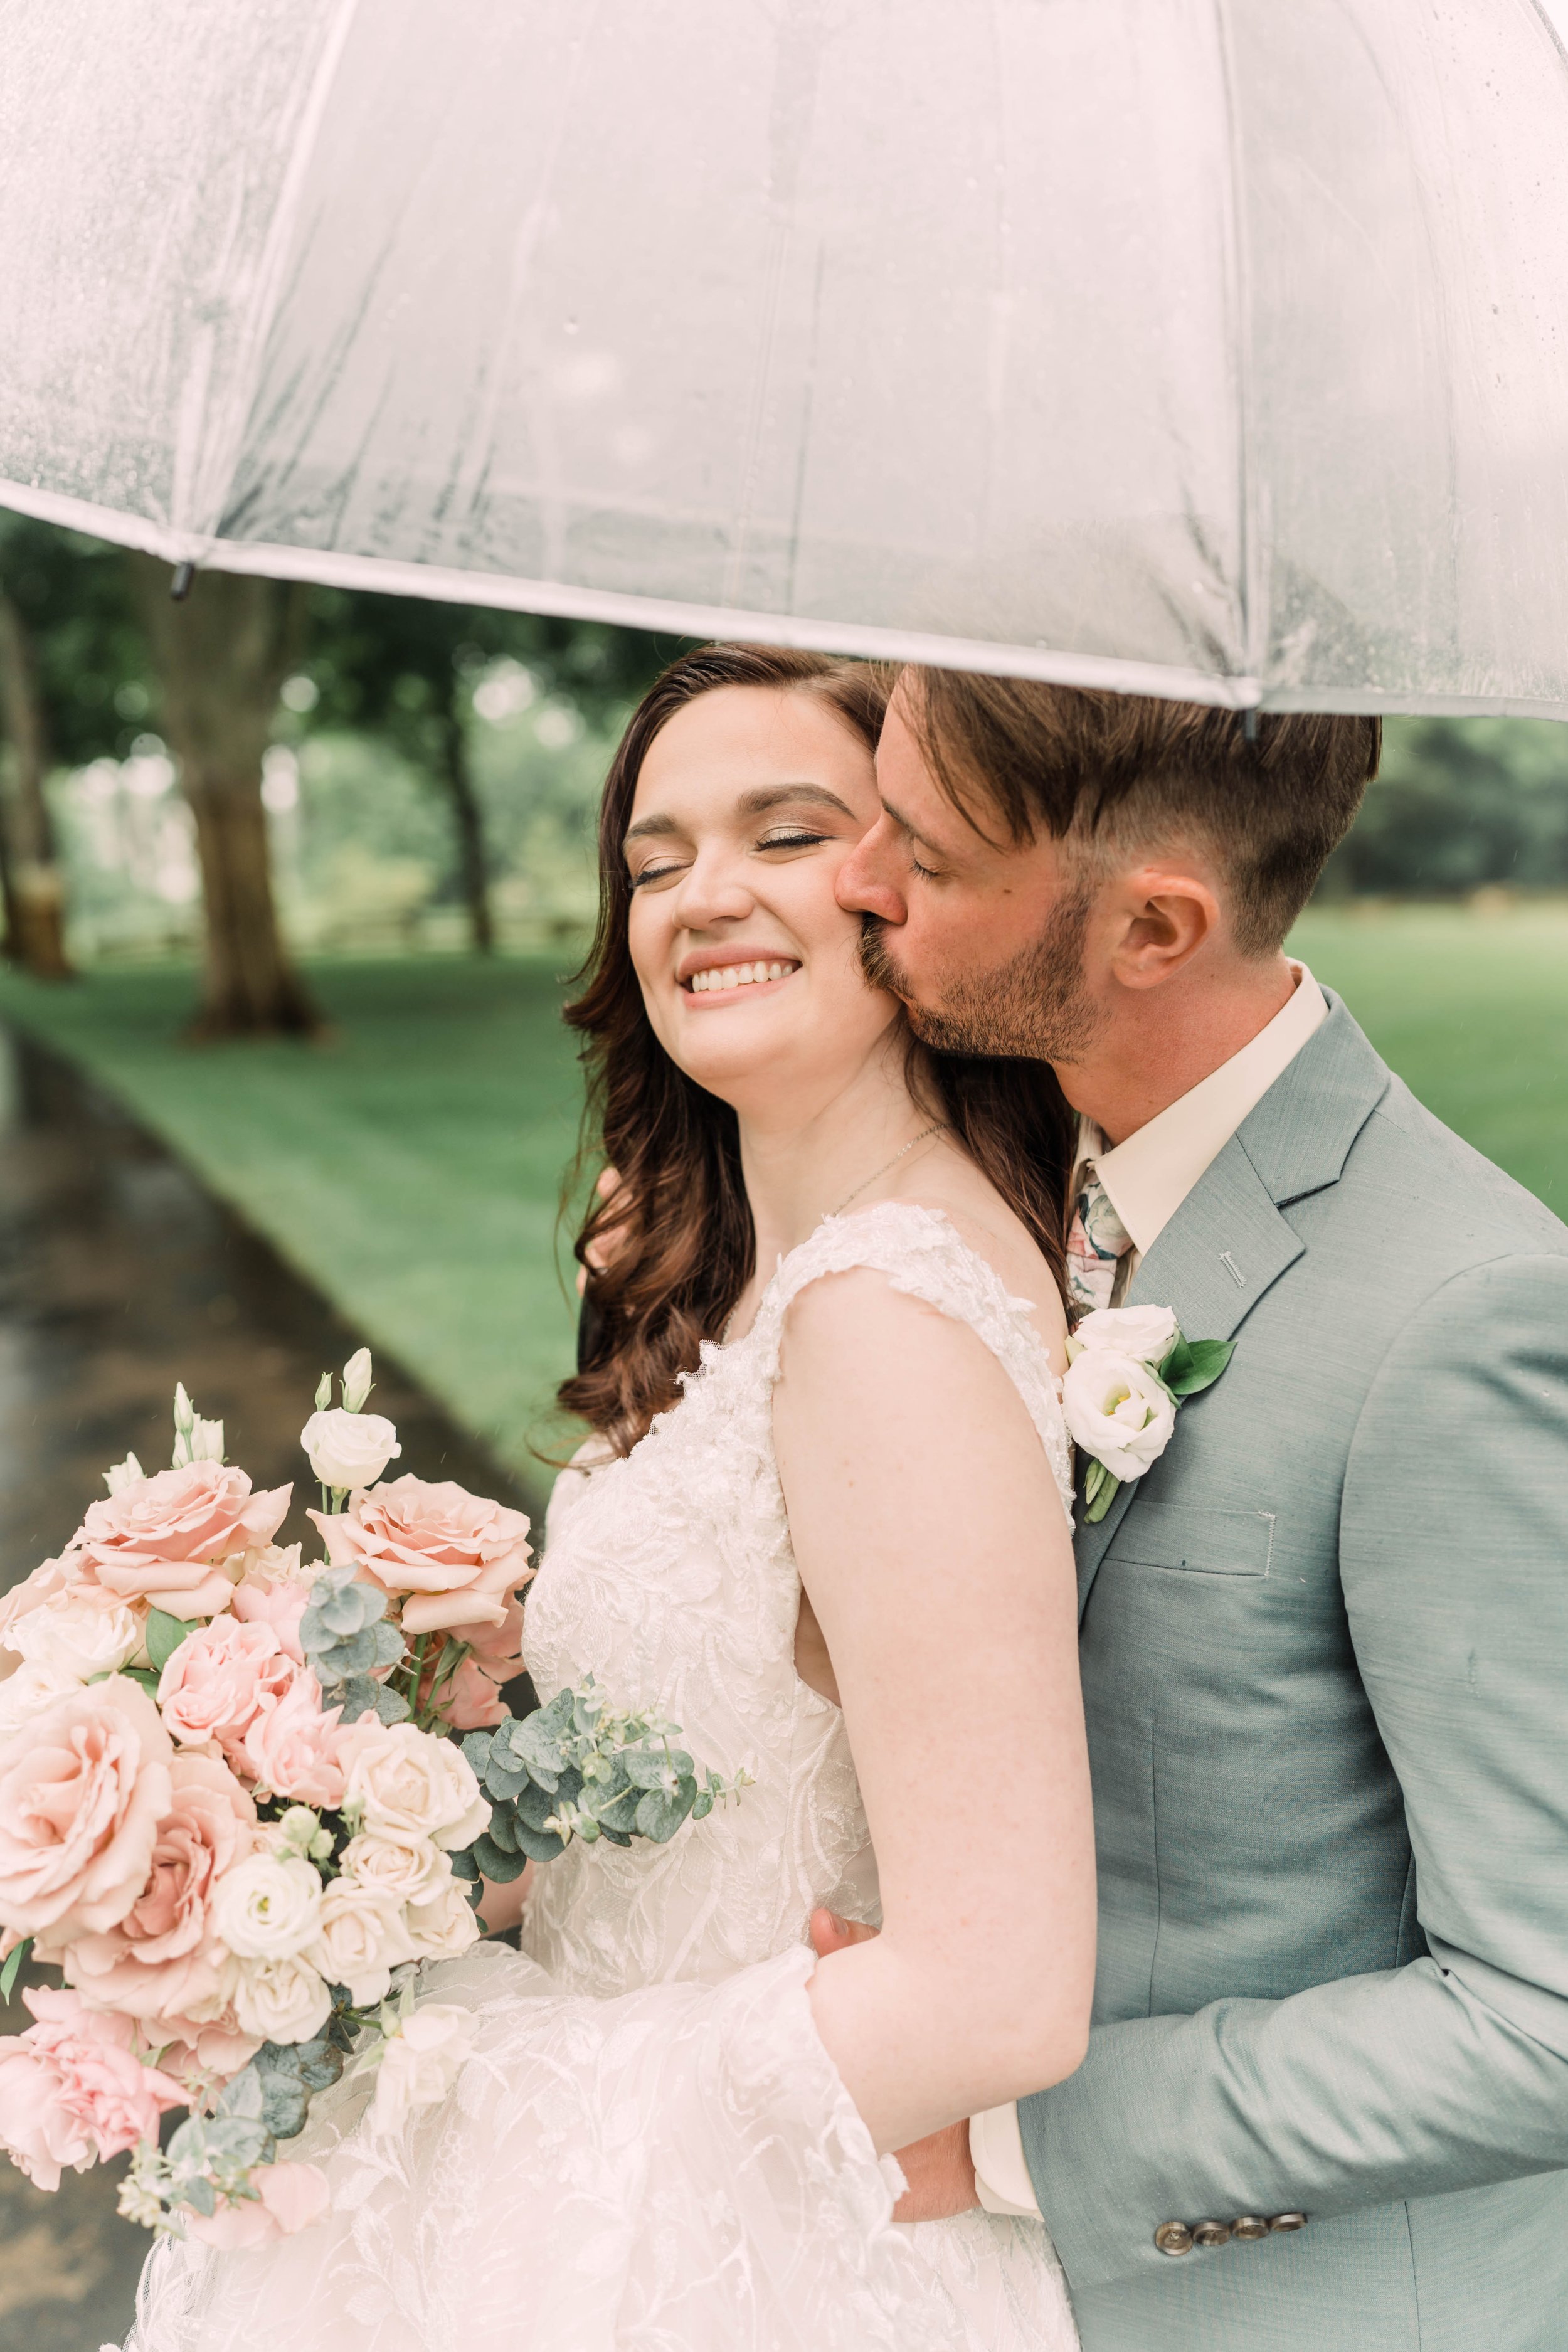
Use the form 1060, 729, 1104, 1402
0, 1354, 747, 2243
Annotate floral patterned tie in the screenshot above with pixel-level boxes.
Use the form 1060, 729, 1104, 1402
1066, 1172, 1133, 1320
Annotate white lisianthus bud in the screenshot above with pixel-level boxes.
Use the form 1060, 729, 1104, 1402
9, 1596, 141, 1682
1070, 1304, 1179, 1367
212, 1852, 324, 1959
103, 1452, 146, 1498
369, 2006, 475, 2136
300, 1409, 401, 1493
231, 1952, 333, 2044
341, 1349, 374, 1415
1062, 1350, 1178, 1482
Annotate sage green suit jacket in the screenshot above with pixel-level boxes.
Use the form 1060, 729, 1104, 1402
1020, 997, 1568, 2351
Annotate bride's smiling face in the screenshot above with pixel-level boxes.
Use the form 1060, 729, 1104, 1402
625, 684, 898, 1115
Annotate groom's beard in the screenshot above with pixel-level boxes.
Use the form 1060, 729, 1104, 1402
857, 889, 1103, 1064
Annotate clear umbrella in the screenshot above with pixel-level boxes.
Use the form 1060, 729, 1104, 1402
1, 0, 1565, 715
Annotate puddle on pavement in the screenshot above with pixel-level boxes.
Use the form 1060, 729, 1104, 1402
0, 1024, 539, 2351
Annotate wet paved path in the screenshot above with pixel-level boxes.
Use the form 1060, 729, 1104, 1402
0, 1027, 536, 2351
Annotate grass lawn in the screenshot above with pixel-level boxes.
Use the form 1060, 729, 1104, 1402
0, 955, 590, 1504
0, 904, 1561, 1503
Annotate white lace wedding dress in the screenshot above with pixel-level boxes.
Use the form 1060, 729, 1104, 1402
127, 1204, 1081, 2352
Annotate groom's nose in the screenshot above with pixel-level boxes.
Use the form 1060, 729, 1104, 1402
836, 815, 907, 926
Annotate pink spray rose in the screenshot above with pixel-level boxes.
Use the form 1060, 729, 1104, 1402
150, 2012, 262, 2091
63, 1752, 257, 2026
240, 1671, 347, 1808
230, 1549, 315, 1665
156, 1616, 297, 1759
309, 1476, 532, 1637
184, 2157, 331, 2249
72, 1461, 290, 1620
0, 1986, 184, 2190
0, 1677, 174, 1942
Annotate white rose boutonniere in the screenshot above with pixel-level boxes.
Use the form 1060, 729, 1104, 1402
1063, 1308, 1235, 1523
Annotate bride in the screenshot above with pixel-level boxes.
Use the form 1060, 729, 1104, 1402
129, 645, 1094, 2352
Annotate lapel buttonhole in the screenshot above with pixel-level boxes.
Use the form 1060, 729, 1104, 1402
1219, 1252, 1247, 1288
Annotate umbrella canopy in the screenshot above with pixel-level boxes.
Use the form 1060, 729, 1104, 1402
1, 0, 1565, 715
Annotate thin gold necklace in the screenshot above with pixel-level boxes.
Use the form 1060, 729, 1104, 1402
719, 1123, 948, 1345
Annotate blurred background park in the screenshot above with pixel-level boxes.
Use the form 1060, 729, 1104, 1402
2, 512, 1567, 1522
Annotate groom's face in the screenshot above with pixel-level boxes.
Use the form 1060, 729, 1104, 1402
837, 692, 1103, 1064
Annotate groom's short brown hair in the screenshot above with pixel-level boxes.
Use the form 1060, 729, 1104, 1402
901, 670, 1379, 958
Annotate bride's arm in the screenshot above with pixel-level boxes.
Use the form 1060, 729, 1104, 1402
773, 1268, 1094, 2156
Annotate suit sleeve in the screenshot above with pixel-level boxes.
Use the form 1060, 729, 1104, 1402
1017, 1252, 1568, 2291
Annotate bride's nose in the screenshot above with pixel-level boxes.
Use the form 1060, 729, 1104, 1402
670, 845, 754, 930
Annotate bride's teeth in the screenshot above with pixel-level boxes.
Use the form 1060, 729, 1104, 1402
721, 967, 738, 989
768, 963, 784, 981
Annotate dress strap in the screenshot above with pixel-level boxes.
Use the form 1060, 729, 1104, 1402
750, 1200, 1074, 1522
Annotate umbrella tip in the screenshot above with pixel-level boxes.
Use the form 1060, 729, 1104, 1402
170, 561, 195, 601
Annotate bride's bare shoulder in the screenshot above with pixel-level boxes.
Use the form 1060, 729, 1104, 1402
887, 1154, 1069, 1373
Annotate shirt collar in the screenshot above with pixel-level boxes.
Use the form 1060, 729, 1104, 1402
1079, 963, 1328, 1258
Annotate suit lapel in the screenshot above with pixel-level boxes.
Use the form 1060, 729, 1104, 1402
1073, 999, 1390, 1620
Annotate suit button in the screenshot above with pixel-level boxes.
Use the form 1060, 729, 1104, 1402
1231, 2216, 1269, 2242
1154, 2222, 1194, 2256
1191, 2220, 1231, 2247
1269, 2213, 1308, 2233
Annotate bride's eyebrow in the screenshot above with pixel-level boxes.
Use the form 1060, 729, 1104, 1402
733, 783, 856, 822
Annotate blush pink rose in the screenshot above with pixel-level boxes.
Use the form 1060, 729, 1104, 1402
240, 1672, 347, 1808
230, 1562, 312, 1665
156, 1618, 297, 1759
72, 1461, 291, 1620
63, 1754, 257, 2025
0, 1678, 174, 1942
185, 2157, 331, 2249
0, 1986, 184, 2190
0, 1555, 88, 1666
309, 1477, 532, 1637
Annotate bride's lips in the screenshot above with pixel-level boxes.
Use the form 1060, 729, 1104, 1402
677, 951, 801, 1005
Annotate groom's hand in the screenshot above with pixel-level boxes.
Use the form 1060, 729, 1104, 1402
808, 1909, 980, 2223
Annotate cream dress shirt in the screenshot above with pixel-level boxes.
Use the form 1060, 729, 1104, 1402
970, 964, 1328, 2219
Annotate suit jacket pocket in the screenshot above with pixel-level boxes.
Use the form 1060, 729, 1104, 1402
1113, 1500, 1275, 1577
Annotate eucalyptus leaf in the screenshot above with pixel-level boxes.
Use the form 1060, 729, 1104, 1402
257, 2074, 309, 2139
145, 1608, 191, 1675
216, 2067, 265, 2123
370, 1682, 411, 1726
509, 1817, 568, 1863
461, 1728, 499, 1778
182, 2175, 217, 2218
469, 1830, 531, 1880
447, 1844, 481, 1881
635, 1780, 697, 1842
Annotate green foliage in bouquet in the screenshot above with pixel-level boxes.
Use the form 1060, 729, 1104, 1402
454, 1678, 753, 1879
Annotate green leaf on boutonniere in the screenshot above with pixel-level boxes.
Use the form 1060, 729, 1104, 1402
1159, 1337, 1235, 1399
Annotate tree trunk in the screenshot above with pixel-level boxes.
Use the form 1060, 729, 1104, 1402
435, 699, 494, 954
0, 591, 72, 978
130, 559, 320, 1039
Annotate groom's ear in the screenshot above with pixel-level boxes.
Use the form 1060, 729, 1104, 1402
1104, 861, 1223, 992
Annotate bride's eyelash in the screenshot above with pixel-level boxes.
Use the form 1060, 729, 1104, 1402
628, 862, 683, 889
758, 829, 829, 851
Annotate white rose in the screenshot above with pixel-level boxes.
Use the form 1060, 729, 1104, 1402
304, 1881, 410, 2007
1062, 1350, 1178, 1482
401, 1877, 480, 1964
10, 1595, 142, 1682
1070, 1305, 1179, 1367
340, 1723, 490, 1851
340, 1830, 450, 1907
369, 2005, 475, 2136
232, 1951, 333, 2044
300, 1409, 401, 1492
0, 1658, 80, 1739
212, 1852, 324, 1960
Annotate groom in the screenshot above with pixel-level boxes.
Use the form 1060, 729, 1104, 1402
826, 670, 1568, 2351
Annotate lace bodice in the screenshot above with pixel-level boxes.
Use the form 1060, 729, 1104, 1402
521, 1201, 1074, 1996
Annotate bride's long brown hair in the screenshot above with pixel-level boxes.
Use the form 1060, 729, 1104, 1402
558, 645, 1074, 1454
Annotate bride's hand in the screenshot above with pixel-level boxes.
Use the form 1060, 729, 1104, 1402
808, 1909, 980, 2224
